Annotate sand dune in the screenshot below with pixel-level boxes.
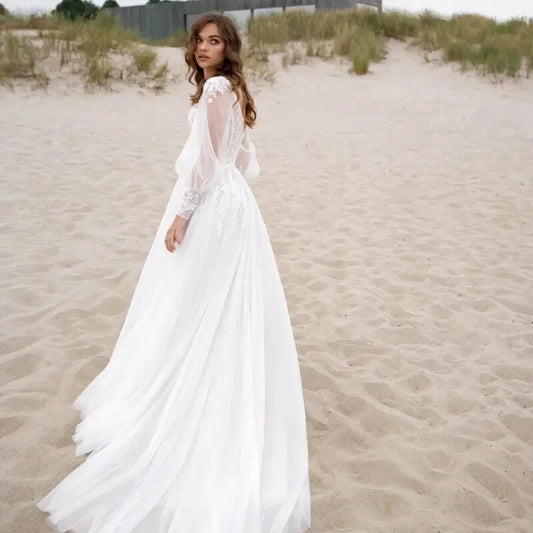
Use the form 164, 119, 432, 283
1, 39, 532, 532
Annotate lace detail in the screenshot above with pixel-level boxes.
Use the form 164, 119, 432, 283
203, 75, 232, 102
186, 77, 230, 128
176, 190, 204, 219
223, 111, 245, 166
214, 174, 247, 238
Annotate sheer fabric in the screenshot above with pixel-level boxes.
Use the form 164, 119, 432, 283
37, 75, 311, 533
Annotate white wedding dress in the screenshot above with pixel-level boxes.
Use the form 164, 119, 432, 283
37, 75, 311, 533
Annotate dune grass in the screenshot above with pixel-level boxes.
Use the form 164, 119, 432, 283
2, 7, 531, 90
248, 7, 533, 78
152, 28, 189, 48
0, 11, 173, 90
0, 31, 49, 88
0, 10, 275, 89
132, 48, 156, 72
417, 12, 533, 77
1, 12, 279, 89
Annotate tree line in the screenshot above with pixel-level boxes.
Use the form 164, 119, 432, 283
0, 0, 175, 21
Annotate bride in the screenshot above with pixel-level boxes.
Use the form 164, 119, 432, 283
37, 12, 311, 533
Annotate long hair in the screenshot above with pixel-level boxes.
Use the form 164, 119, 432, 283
184, 12, 257, 129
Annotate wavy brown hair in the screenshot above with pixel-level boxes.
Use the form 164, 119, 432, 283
184, 12, 257, 129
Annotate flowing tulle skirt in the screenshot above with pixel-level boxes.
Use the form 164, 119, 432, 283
37, 167, 311, 533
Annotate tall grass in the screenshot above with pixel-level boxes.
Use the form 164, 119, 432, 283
152, 28, 188, 48
417, 12, 533, 77
248, 8, 533, 78
1, 10, 277, 89
248, 9, 388, 73
0, 32, 48, 88
0, 11, 173, 90
42, 12, 137, 60
3, 7, 531, 89
334, 23, 386, 73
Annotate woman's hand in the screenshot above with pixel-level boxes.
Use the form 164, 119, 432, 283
165, 215, 190, 252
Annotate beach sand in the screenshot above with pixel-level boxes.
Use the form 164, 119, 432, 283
1, 39, 532, 532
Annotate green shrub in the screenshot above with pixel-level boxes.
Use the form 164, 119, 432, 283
53, 0, 99, 21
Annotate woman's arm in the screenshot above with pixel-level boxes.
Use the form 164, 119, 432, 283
174, 76, 235, 220
165, 76, 234, 252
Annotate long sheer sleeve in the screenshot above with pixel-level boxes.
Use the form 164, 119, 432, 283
174, 76, 235, 219
236, 127, 260, 182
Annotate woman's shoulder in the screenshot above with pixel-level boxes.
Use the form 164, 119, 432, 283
203, 75, 232, 94
201, 76, 247, 120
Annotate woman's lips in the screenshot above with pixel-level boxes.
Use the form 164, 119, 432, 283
198, 56, 209, 60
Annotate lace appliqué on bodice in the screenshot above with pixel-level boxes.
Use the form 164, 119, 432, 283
187, 80, 245, 167
222, 108, 244, 166
214, 176, 247, 238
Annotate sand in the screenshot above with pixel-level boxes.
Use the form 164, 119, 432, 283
1, 38, 532, 532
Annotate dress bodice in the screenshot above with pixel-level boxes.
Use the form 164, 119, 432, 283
187, 84, 245, 168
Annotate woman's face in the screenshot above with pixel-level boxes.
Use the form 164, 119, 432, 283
195, 23, 226, 72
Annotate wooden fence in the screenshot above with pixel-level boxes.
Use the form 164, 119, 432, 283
104, 0, 383, 41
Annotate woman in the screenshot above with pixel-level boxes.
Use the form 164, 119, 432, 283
37, 12, 311, 533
